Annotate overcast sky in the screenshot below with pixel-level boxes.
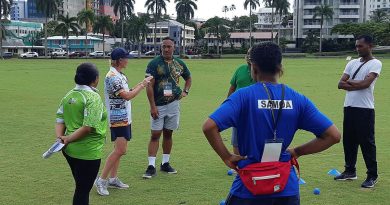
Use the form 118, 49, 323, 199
133, 0, 294, 20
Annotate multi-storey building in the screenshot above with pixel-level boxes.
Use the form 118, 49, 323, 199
254, 8, 294, 40
10, 0, 28, 20
58, 0, 85, 18
99, 0, 119, 22
293, 0, 366, 46
145, 20, 195, 54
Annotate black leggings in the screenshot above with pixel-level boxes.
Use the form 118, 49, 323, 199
64, 152, 101, 205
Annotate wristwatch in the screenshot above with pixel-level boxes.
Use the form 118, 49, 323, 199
184, 89, 189, 94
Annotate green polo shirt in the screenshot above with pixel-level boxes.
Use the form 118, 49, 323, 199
146, 56, 191, 106
230, 64, 254, 90
56, 85, 107, 160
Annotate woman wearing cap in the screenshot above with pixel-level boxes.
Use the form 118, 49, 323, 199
95, 48, 153, 196
56, 63, 107, 205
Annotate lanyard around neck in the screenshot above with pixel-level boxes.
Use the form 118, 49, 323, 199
262, 83, 285, 140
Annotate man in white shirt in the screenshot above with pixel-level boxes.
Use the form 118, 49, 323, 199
336, 35, 382, 188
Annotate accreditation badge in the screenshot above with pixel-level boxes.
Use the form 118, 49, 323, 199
261, 139, 283, 162
163, 82, 173, 97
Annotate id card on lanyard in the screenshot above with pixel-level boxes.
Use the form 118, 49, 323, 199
261, 83, 285, 162
163, 82, 173, 96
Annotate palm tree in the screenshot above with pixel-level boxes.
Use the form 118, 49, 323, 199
128, 14, 150, 58
222, 5, 229, 19
370, 9, 389, 23
36, 0, 62, 58
175, 0, 197, 55
0, 0, 12, 59
274, 0, 289, 45
145, 0, 170, 55
77, 9, 95, 56
263, 0, 277, 41
244, 0, 260, 47
230, 4, 236, 19
111, 0, 135, 47
55, 13, 81, 57
93, 15, 114, 56
313, 4, 333, 53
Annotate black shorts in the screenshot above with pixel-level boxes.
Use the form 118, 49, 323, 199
110, 125, 132, 142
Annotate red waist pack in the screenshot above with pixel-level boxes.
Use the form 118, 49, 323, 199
238, 158, 299, 195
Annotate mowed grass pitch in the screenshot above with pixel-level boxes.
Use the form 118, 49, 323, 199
0, 58, 389, 205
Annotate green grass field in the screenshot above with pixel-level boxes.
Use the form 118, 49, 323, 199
0, 58, 389, 205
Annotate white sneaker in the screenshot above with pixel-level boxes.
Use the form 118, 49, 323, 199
108, 177, 129, 189
95, 178, 109, 196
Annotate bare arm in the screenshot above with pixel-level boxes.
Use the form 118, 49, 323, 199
59, 126, 92, 145
338, 73, 354, 91
227, 85, 236, 98
288, 125, 341, 158
118, 76, 153, 101
55, 123, 66, 138
202, 118, 246, 170
146, 77, 159, 119
347, 72, 378, 90
181, 76, 192, 98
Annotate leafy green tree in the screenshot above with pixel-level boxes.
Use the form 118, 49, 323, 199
36, 0, 62, 57
145, 0, 170, 55
55, 13, 81, 57
93, 15, 114, 55
202, 16, 223, 55
313, 4, 333, 53
175, 0, 197, 55
0, 0, 12, 59
244, 0, 260, 47
127, 14, 150, 58
274, 0, 289, 45
370, 9, 389, 23
111, 0, 135, 47
77, 9, 95, 56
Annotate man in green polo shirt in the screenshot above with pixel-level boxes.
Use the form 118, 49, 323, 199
227, 48, 254, 155
143, 37, 192, 179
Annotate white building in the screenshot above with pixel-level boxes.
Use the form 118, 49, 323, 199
293, 0, 367, 46
59, 0, 86, 18
204, 32, 277, 48
366, 0, 390, 19
145, 20, 195, 53
255, 8, 294, 40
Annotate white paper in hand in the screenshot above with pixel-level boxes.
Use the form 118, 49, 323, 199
42, 139, 65, 159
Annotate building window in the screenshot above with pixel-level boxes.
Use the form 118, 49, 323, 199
156, 38, 161, 42
162, 28, 168, 33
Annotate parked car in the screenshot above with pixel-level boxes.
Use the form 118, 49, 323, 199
145, 50, 159, 56
20, 52, 38, 58
89, 51, 104, 57
129, 51, 140, 55
51, 49, 67, 57
69, 51, 87, 58
1, 52, 13, 59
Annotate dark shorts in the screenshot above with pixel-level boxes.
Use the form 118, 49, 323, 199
226, 194, 300, 205
110, 125, 132, 142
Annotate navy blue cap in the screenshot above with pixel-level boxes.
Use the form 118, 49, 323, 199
111, 47, 132, 60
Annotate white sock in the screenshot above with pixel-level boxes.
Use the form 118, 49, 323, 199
148, 157, 156, 167
99, 177, 107, 181
162, 154, 170, 165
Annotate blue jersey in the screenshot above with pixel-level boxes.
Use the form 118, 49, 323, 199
210, 82, 333, 199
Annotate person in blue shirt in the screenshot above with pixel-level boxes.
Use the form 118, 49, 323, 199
202, 42, 341, 205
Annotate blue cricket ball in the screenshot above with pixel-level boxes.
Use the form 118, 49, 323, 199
219, 200, 225, 205
313, 188, 320, 195
227, 169, 234, 176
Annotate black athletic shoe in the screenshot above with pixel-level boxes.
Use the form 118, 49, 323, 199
334, 172, 357, 180
361, 176, 378, 188
160, 162, 177, 174
142, 165, 156, 179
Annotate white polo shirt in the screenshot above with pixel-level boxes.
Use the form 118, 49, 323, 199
343, 58, 382, 109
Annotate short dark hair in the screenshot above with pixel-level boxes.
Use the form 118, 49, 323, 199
162, 36, 174, 42
74, 63, 99, 85
250, 42, 283, 75
356, 35, 373, 44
